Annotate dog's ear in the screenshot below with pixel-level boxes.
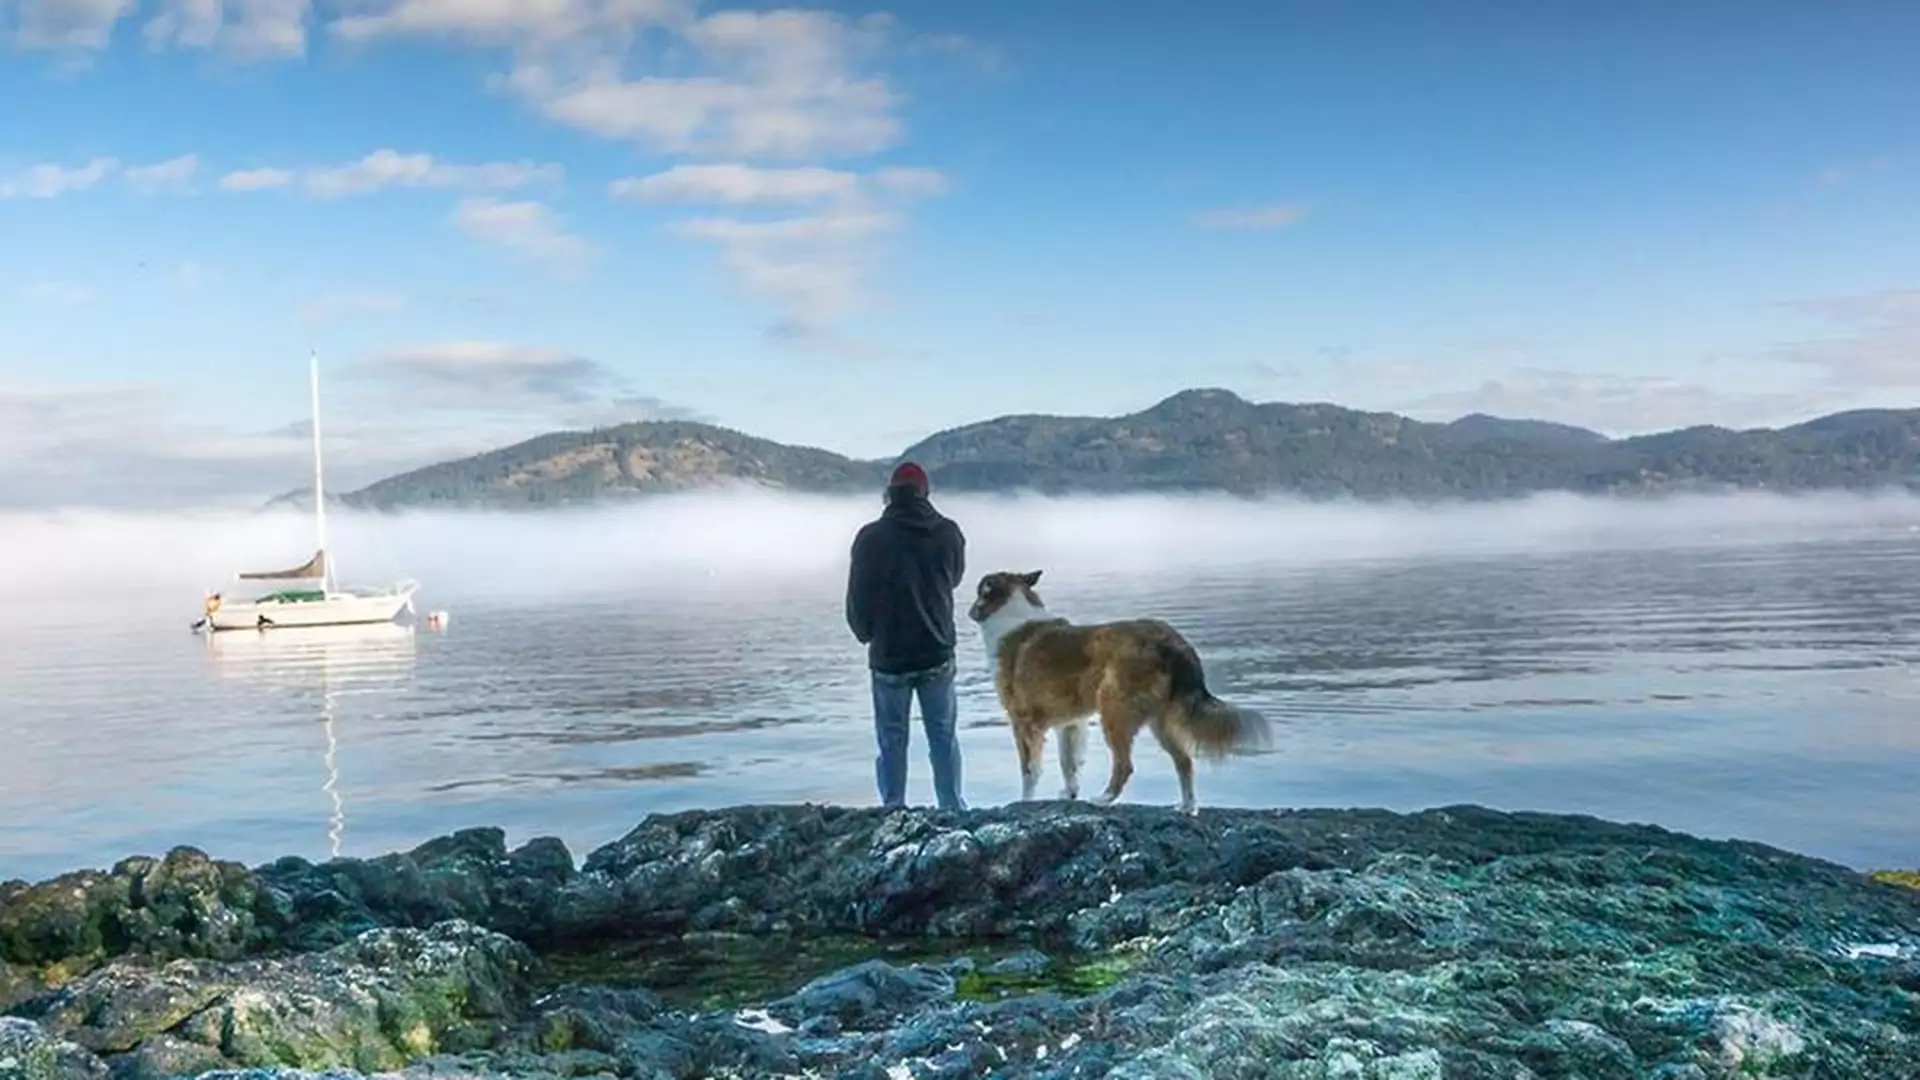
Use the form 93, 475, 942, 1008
1021, 570, 1043, 587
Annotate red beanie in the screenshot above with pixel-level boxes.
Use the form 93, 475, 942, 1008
889, 461, 929, 493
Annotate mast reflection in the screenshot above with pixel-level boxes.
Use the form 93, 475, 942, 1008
204, 622, 418, 858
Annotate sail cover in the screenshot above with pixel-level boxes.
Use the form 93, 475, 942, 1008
239, 549, 327, 581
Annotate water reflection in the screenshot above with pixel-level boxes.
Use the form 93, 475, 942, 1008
203, 624, 418, 858
324, 703, 342, 856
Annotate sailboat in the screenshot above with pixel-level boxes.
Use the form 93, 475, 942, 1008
196, 352, 419, 632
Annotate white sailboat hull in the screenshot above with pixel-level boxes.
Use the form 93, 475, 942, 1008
204, 586, 416, 631
195, 351, 423, 634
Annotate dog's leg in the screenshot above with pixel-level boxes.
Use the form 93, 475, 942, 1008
1056, 721, 1086, 800
1151, 721, 1199, 816
1092, 692, 1139, 807
1014, 717, 1047, 803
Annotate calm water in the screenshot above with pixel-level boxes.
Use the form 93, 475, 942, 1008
5, 527, 1920, 879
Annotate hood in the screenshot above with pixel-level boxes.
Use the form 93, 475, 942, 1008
881, 491, 943, 532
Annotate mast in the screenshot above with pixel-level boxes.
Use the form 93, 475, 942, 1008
309, 349, 333, 593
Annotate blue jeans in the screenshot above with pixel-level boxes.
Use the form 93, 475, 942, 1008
870, 658, 965, 810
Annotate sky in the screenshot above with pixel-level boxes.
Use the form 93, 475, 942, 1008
2, 0, 1919, 508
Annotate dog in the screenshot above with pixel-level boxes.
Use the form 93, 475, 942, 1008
966, 569, 1271, 816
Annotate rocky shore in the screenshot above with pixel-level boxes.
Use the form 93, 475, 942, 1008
2, 802, 1916, 1079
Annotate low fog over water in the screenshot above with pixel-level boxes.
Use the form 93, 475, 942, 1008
4, 489, 1919, 879
8, 488, 1920, 603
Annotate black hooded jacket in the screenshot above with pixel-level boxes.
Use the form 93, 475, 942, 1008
845, 489, 967, 674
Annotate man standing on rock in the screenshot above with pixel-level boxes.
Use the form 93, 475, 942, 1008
846, 461, 968, 811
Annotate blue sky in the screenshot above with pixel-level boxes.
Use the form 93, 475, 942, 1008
2, 0, 1918, 507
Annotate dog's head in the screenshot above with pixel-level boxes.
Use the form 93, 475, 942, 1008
968, 570, 1044, 624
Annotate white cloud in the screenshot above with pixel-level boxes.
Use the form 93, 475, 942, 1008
343, 341, 708, 445
1192, 202, 1309, 231
512, 11, 902, 159
4, 0, 136, 50
0, 357, 704, 509
299, 149, 563, 199
609, 162, 948, 208
216, 166, 294, 191
0, 157, 119, 199
4, 0, 312, 57
603, 162, 950, 344
319, 4, 941, 345
610, 163, 860, 206
212, 151, 560, 198
337, 4, 904, 160
0, 154, 198, 198
0, 381, 428, 508
123, 153, 200, 193
351, 341, 614, 411
143, 0, 309, 59
561, 392, 706, 429
673, 209, 899, 245
328, 0, 693, 47
511, 67, 899, 160
1397, 367, 1826, 435
1774, 289, 1920, 388
724, 249, 866, 333
671, 205, 888, 342
450, 197, 593, 273
658, 187, 944, 347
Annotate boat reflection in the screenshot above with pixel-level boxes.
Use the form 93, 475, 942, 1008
203, 622, 418, 857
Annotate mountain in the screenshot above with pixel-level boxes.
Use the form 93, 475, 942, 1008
1442, 413, 1611, 449
333, 421, 886, 510
312, 389, 1920, 510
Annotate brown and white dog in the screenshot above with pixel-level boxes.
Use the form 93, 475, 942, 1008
966, 569, 1271, 815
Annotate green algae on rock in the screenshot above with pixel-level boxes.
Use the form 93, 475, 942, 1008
536, 931, 972, 1013
951, 950, 1137, 1003
538, 931, 1136, 1014
0, 848, 280, 978
8, 922, 530, 1077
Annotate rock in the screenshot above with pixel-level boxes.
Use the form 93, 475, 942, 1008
254, 829, 579, 953
0, 966, 49, 1019
4, 802, 1918, 1078
0, 828, 580, 1008
0, 849, 281, 1005
520, 984, 669, 1055
0, 1016, 109, 1080
189, 1072, 368, 1080
984, 950, 1053, 977
106, 1034, 231, 1080
763, 959, 955, 1031
1518, 1018, 1640, 1078
15, 922, 531, 1076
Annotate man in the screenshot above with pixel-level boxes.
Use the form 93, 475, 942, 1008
846, 461, 968, 810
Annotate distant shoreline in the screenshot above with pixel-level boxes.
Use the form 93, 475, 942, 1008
243, 388, 1920, 512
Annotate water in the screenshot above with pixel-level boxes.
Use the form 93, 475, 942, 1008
4, 496, 1920, 881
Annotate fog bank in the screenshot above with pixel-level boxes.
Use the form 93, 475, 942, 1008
5, 489, 1920, 604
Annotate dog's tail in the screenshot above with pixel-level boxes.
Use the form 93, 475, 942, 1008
1160, 639, 1272, 760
